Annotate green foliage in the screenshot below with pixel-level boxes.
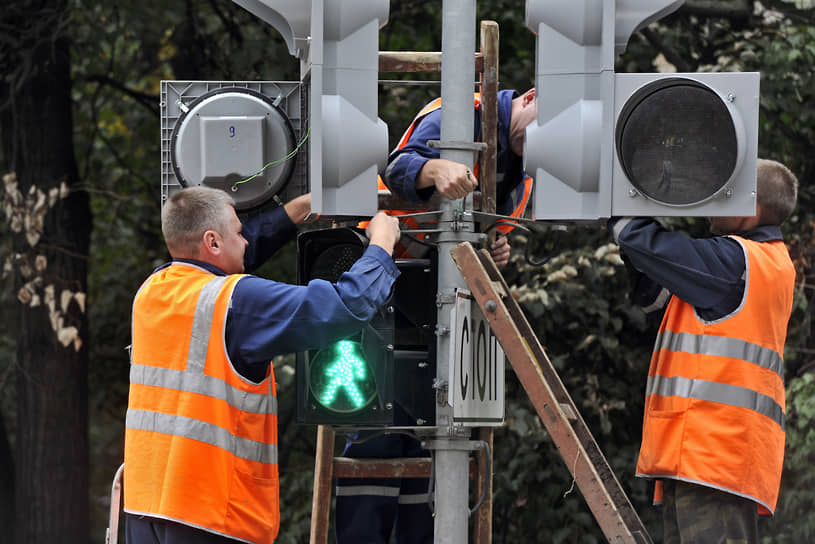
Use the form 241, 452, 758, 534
761, 373, 815, 542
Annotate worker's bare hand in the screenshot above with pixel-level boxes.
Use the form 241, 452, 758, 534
418, 159, 478, 200
489, 235, 511, 268
365, 212, 401, 255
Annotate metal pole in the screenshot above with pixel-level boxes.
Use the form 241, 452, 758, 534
434, 1, 477, 543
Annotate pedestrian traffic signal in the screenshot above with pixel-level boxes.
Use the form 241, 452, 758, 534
309, 340, 378, 413
524, 0, 759, 220
295, 227, 437, 427
232, 0, 389, 217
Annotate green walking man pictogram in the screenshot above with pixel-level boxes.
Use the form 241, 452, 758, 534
319, 340, 369, 409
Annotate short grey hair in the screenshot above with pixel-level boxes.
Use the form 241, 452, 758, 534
161, 186, 236, 258
757, 159, 798, 226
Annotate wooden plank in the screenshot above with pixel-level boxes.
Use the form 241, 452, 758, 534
333, 457, 432, 478
478, 22, 499, 222
309, 425, 335, 544
474, 20, 499, 544
332, 456, 479, 478
379, 51, 484, 73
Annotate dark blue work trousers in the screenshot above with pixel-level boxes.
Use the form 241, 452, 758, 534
335, 432, 433, 544
126, 514, 240, 544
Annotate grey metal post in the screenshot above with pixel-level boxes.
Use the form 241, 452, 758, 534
433, 1, 477, 542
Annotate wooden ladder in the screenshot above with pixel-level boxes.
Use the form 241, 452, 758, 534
309, 426, 494, 543
450, 242, 653, 544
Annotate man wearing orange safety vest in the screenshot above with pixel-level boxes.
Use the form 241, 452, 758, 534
124, 186, 401, 544
373, 89, 536, 265
609, 159, 798, 543
336, 89, 537, 544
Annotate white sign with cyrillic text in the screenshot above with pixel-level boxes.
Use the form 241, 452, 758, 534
449, 290, 505, 426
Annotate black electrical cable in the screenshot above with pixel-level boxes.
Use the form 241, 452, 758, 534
469, 440, 492, 516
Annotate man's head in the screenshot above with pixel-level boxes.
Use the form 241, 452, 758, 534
708, 158, 798, 235
161, 186, 248, 273
755, 158, 798, 226
509, 88, 537, 156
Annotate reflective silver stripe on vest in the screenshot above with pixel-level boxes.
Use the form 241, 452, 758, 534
646, 374, 785, 429
126, 408, 278, 465
654, 330, 784, 379
187, 276, 228, 372
335, 485, 400, 498
129, 363, 277, 415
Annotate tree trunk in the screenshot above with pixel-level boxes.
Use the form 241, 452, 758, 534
0, 1, 91, 542
0, 413, 14, 531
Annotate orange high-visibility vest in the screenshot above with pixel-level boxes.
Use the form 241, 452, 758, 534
637, 236, 794, 515
370, 94, 533, 257
125, 262, 279, 543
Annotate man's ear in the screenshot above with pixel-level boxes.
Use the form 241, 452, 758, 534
202, 230, 221, 256
524, 88, 536, 105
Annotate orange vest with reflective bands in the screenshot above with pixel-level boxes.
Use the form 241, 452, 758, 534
637, 236, 794, 515
125, 263, 279, 544
371, 93, 533, 256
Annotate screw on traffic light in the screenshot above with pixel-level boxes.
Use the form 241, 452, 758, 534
295, 227, 437, 427
524, 0, 759, 220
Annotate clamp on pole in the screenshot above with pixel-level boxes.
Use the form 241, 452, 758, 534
422, 439, 493, 516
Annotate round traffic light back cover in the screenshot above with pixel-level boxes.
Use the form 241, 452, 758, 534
616, 78, 738, 206
171, 87, 297, 212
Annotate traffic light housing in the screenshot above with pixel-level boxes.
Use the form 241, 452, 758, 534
524, 0, 759, 220
295, 227, 437, 427
232, 0, 389, 217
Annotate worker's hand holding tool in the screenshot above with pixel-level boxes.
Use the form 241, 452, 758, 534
418, 158, 478, 200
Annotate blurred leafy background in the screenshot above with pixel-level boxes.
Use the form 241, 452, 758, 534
1, 0, 814, 542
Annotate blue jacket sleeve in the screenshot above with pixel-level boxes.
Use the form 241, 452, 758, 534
609, 217, 746, 318
241, 205, 297, 272
226, 244, 400, 380
382, 110, 444, 203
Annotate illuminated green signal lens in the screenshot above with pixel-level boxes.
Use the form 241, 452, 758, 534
309, 340, 377, 413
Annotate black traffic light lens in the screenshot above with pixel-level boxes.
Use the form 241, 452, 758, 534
308, 243, 364, 282
616, 78, 738, 206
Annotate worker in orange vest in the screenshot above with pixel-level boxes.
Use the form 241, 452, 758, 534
124, 186, 401, 544
608, 159, 798, 543
336, 88, 537, 544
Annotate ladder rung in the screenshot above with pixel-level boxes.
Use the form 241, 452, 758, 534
332, 456, 479, 479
